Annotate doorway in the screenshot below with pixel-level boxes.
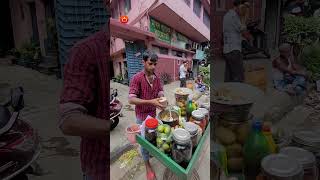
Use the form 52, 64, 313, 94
123, 61, 128, 80
110, 61, 115, 78
264, 0, 281, 51
0, 0, 14, 56
28, 2, 40, 44
119, 62, 123, 77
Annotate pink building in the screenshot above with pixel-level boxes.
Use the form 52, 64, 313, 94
110, 0, 210, 82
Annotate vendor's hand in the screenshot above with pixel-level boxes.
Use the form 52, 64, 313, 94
157, 106, 166, 111
150, 98, 165, 109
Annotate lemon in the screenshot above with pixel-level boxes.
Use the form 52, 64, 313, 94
164, 126, 171, 134
162, 143, 170, 151
156, 137, 163, 146
157, 125, 165, 133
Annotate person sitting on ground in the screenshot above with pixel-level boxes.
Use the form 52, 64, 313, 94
195, 75, 206, 92
272, 43, 308, 95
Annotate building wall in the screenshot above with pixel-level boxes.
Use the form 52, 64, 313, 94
159, 0, 210, 40
10, 0, 47, 55
111, 38, 125, 54
35, 0, 47, 56
110, 0, 210, 52
111, 0, 209, 80
10, 0, 33, 49
156, 55, 193, 80
112, 52, 126, 78
113, 55, 124, 77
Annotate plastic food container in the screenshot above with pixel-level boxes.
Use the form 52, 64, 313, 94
198, 108, 209, 128
261, 154, 304, 180
145, 118, 159, 146
214, 118, 250, 172
126, 124, 141, 144
279, 147, 318, 180
189, 110, 206, 132
184, 122, 199, 148
172, 128, 193, 165
175, 88, 193, 117
156, 124, 173, 154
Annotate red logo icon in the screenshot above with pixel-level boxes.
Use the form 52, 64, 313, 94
120, 16, 129, 24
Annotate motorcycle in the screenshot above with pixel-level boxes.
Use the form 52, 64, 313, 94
0, 87, 41, 180
110, 89, 123, 131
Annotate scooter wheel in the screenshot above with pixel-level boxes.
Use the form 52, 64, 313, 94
111, 117, 120, 131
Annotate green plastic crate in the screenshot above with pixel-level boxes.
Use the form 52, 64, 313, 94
136, 122, 210, 180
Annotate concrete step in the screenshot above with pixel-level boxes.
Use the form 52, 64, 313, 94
38, 55, 58, 69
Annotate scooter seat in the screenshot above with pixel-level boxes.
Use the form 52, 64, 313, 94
0, 106, 18, 136
0, 106, 11, 130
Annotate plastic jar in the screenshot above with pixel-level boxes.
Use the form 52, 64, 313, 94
184, 122, 199, 148
189, 110, 206, 132
279, 147, 318, 180
145, 118, 158, 146
198, 108, 209, 129
174, 88, 193, 117
172, 128, 193, 164
261, 154, 304, 180
214, 118, 250, 172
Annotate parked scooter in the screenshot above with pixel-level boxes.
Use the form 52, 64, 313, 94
0, 87, 41, 180
110, 89, 123, 131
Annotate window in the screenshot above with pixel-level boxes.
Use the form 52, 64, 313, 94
159, 47, 169, 55
124, 0, 131, 14
172, 50, 184, 57
184, 0, 191, 6
216, 0, 225, 11
152, 46, 160, 53
193, 0, 201, 17
152, 45, 168, 55
203, 10, 210, 29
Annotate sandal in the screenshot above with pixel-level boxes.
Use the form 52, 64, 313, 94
147, 171, 156, 180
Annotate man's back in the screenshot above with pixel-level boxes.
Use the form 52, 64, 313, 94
223, 9, 242, 54
180, 64, 186, 78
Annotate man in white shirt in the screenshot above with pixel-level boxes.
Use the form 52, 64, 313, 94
223, 0, 247, 82
179, 61, 188, 87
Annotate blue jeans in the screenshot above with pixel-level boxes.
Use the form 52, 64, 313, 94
196, 84, 206, 92
136, 118, 150, 161
274, 74, 306, 95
